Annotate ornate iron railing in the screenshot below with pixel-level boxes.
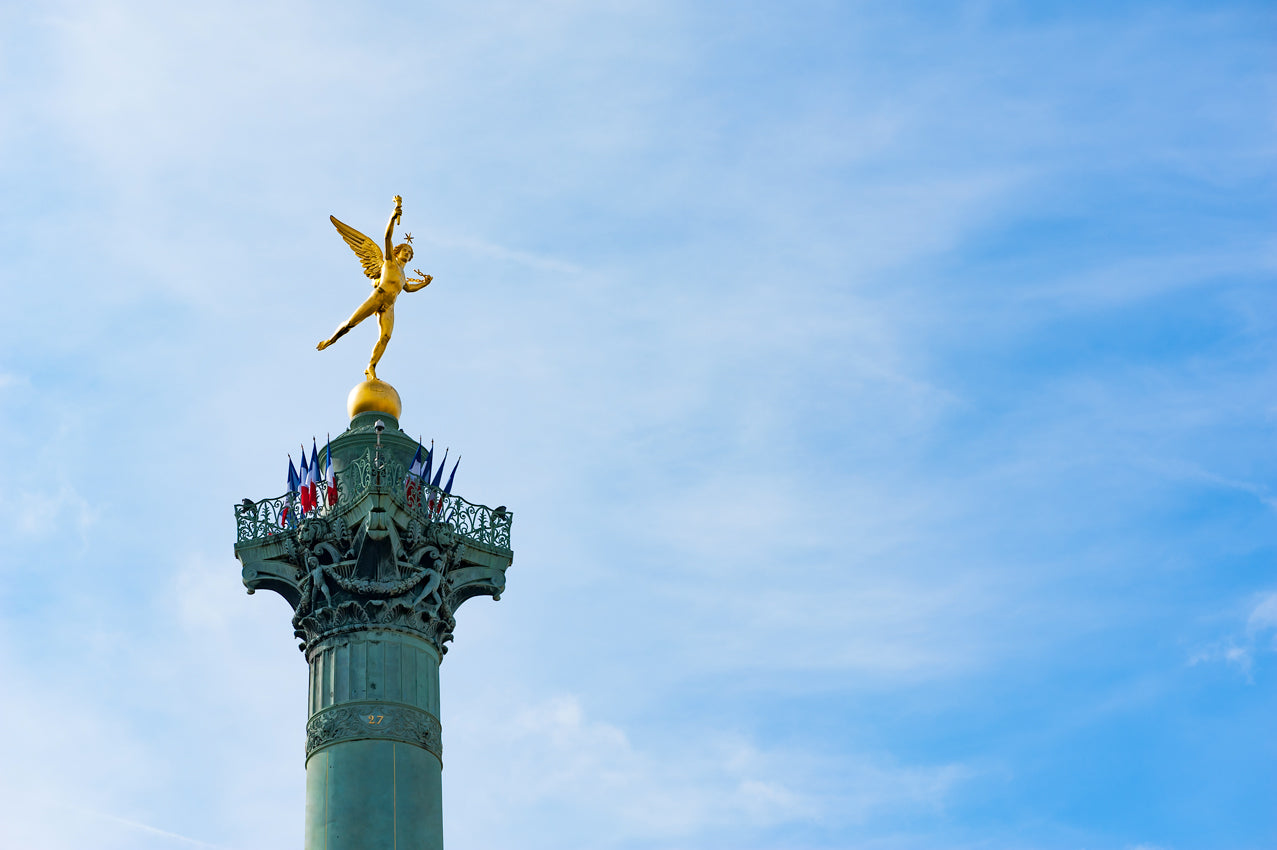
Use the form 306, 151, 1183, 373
235, 451, 512, 552
404, 486, 512, 551
342, 451, 409, 503
233, 483, 335, 542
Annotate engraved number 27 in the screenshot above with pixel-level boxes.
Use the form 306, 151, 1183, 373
368, 714, 384, 726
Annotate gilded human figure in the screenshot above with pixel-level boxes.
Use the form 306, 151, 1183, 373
317, 195, 433, 380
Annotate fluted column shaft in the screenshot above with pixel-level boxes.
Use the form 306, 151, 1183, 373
304, 629, 443, 850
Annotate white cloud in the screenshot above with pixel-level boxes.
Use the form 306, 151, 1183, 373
74, 810, 231, 849
425, 228, 585, 275
1246, 592, 1277, 634
1189, 591, 1277, 678
0, 547, 306, 849
445, 692, 968, 849
4, 484, 95, 540
0, 2, 1271, 848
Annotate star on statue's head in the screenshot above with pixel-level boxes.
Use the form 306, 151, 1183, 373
403, 232, 414, 244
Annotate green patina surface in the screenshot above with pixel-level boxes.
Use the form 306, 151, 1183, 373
234, 409, 513, 850
235, 412, 512, 553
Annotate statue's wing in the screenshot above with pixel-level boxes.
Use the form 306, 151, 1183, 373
330, 215, 384, 280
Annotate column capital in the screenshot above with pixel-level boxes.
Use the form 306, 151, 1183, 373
234, 431, 513, 656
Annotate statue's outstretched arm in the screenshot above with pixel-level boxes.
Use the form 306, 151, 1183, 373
404, 270, 433, 293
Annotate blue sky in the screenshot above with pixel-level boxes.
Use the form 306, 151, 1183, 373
0, 1, 1273, 848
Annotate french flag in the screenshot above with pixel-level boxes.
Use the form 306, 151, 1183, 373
282, 455, 300, 527
443, 456, 460, 495
299, 451, 312, 514
309, 440, 320, 510
430, 448, 448, 489
428, 448, 448, 514
435, 456, 459, 519
405, 443, 425, 503
325, 435, 337, 506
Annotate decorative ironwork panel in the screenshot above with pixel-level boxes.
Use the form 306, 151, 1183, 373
430, 490, 512, 550
235, 449, 512, 553
342, 452, 408, 506
234, 485, 338, 541
234, 493, 296, 540
403, 485, 511, 551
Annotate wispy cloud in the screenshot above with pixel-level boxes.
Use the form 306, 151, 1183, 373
0, 2, 1272, 849
424, 229, 584, 275
1189, 591, 1277, 679
2, 484, 95, 540
76, 809, 230, 849
446, 693, 968, 849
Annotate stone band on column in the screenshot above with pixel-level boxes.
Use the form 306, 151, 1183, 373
306, 701, 442, 761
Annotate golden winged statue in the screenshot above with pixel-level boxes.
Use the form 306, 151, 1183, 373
317, 195, 433, 380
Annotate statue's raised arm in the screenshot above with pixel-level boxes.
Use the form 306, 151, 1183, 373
385, 195, 402, 259
316, 196, 433, 382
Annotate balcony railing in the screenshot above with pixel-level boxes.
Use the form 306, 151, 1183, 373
234, 450, 512, 552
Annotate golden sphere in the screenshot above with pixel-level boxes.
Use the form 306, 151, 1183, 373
347, 379, 402, 420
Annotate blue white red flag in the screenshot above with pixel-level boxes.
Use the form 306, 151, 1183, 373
428, 448, 448, 515
325, 435, 337, 506
430, 448, 448, 489
405, 443, 424, 503
282, 455, 300, 526
309, 440, 320, 509
443, 455, 460, 495
406, 444, 424, 481
299, 451, 312, 514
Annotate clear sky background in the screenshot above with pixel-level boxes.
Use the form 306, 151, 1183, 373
0, 1, 1273, 848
